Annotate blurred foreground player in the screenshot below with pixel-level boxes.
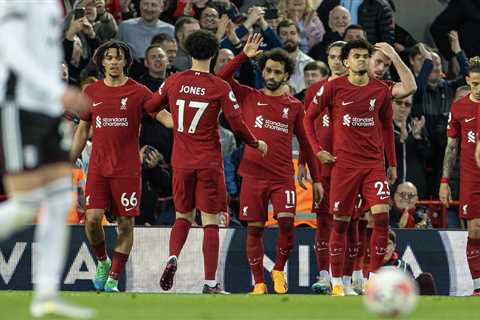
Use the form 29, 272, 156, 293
0, 2, 94, 318
145, 30, 267, 294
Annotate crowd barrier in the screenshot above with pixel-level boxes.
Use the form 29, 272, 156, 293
0, 226, 473, 296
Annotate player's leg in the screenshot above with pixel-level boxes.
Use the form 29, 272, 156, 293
467, 218, 480, 295
239, 177, 269, 294
270, 181, 297, 294
343, 218, 359, 295
363, 215, 374, 278
312, 204, 332, 294
352, 213, 369, 294
363, 169, 391, 278
328, 167, 361, 296
160, 168, 196, 291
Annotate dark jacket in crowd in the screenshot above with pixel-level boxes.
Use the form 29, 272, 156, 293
317, 0, 395, 44
430, 0, 480, 60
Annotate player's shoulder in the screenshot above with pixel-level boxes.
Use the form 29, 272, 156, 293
452, 95, 472, 113
283, 94, 303, 108
306, 79, 328, 96
370, 77, 392, 90
83, 80, 103, 95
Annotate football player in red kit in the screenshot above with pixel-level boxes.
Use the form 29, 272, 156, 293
144, 30, 267, 294
304, 40, 396, 296
219, 34, 322, 295
445, 57, 480, 296
71, 40, 161, 292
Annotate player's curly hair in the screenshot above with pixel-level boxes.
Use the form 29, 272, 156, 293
94, 40, 133, 76
326, 40, 347, 54
257, 48, 295, 80
468, 56, 480, 74
341, 39, 373, 63
185, 29, 219, 61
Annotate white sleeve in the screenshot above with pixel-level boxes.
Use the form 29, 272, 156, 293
0, 3, 64, 102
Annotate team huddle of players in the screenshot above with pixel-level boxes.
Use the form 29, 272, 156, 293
73, 28, 480, 296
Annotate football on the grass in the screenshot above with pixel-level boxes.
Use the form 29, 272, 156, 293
363, 267, 419, 318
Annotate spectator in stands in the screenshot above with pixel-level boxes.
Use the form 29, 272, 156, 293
342, 24, 366, 42
150, 32, 179, 76
214, 48, 235, 74
295, 61, 329, 101
172, 16, 200, 71
199, 4, 220, 33
430, 0, 480, 63
383, 229, 438, 295
392, 95, 431, 199
317, 0, 394, 44
117, 0, 174, 59
64, 5, 101, 85
309, 5, 350, 61
139, 45, 169, 91
390, 182, 432, 229
386, 1, 416, 55
277, 19, 314, 94
278, 0, 325, 53
89, 0, 119, 41
413, 31, 468, 198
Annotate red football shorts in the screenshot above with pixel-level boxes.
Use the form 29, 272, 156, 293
172, 167, 227, 214
239, 176, 296, 222
459, 179, 480, 220
329, 166, 390, 217
313, 176, 330, 215
85, 172, 141, 217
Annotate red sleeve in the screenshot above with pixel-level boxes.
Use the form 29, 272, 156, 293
304, 83, 330, 153
217, 51, 254, 105
380, 90, 396, 167
221, 84, 259, 149
143, 78, 170, 114
295, 103, 321, 182
448, 104, 460, 138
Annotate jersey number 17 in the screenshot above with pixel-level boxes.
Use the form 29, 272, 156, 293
176, 99, 209, 134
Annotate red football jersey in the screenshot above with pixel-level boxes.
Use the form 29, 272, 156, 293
218, 52, 320, 181
305, 76, 394, 169
449, 95, 480, 182
81, 78, 152, 177
144, 70, 258, 169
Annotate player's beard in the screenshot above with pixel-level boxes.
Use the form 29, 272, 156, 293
265, 79, 283, 91
283, 41, 298, 53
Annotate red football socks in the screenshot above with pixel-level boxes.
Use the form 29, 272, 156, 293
344, 219, 359, 277
273, 217, 295, 271
369, 212, 389, 273
108, 251, 129, 280
467, 237, 480, 284
363, 227, 373, 278
315, 214, 331, 272
354, 219, 368, 271
203, 224, 219, 281
247, 226, 265, 283
92, 241, 107, 262
329, 220, 349, 278
169, 218, 191, 257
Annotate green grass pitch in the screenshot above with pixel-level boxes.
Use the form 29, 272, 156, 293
0, 291, 479, 319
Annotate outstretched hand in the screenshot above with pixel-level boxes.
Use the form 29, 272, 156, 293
243, 33, 263, 58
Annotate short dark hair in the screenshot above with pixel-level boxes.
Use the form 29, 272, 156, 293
388, 229, 397, 244
327, 40, 347, 54
151, 32, 175, 45
276, 18, 300, 35
468, 56, 480, 75
184, 29, 219, 60
304, 61, 329, 77
341, 39, 373, 62
343, 24, 366, 37
257, 48, 295, 80
144, 44, 165, 58
174, 16, 199, 41
94, 40, 133, 75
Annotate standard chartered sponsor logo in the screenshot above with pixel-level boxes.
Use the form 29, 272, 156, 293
255, 115, 264, 128
322, 114, 329, 127
254, 115, 288, 133
342, 114, 374, 127
467, 130, 475, 143
95, 116, 129, 128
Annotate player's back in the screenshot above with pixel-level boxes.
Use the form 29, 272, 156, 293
327, 76, 391, 169
164, 70, 231, 169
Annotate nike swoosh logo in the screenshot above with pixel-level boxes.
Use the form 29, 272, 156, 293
257, 102, 268, 106
380, 196, 390, 200
285, 205, 295, 209
342, 101, 353, 106
93, 102, 103, 107
465, 117, 476, 123
125, 207, 136, 212
330, 253, 343, 256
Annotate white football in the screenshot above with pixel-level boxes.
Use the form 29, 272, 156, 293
363, 267, 419, 318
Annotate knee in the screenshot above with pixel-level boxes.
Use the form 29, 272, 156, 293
201, 212, 219, 226
176, 211, 195, 224
278, 217, 294, 233
85, 211, 103, 228
117, 222, 133, 236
